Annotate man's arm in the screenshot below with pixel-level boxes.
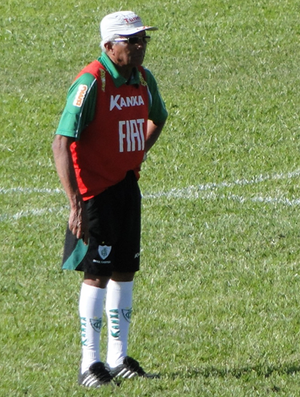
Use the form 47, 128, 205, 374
52, 135, 89, 244
145, 120, 166, 152
143, 69, 167, 153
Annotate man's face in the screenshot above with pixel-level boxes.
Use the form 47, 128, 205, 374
108, 31, 149, 68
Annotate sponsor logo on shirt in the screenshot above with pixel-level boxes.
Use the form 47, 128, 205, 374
110, 94, 145, 111
119, 119, 145, 152
73, 84, 88, 107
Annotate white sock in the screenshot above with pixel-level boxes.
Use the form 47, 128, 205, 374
106, 280, 133, 368
79, 282, 106, 374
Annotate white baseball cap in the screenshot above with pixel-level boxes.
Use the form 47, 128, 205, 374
100, 11, 158, 44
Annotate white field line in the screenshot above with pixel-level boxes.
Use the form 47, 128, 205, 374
0, 206, 68, 222
0, 187, 62, 194
142, 169, 300, 199
1, 169, 300, 221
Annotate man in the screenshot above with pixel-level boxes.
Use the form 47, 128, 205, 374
52, 10, 168, 388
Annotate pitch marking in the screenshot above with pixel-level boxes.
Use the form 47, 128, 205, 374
1, 169, 300, 221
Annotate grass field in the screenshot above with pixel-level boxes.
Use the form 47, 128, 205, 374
2, 0, 300, 395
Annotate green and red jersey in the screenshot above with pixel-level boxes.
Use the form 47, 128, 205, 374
56, 52, 168, 200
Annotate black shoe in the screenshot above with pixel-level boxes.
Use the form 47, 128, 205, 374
108, 356, 159, 379
78, 362, 113, 388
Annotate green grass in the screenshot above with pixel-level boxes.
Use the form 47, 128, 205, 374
2, 0, 300, 395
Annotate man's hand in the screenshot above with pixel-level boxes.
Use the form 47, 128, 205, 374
69, 203, 89, 245
52, 134, 89, 245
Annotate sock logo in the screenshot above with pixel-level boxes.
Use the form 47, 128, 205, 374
98, 245, 112, 260
122, 308, 132, 323
90, 317, 102, 333
80, 317, 88, 346
109, 309, 120, 338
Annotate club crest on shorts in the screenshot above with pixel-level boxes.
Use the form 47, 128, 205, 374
98, 245, 112, 260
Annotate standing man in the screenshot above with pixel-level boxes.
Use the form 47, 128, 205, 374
52, 11, 167, 388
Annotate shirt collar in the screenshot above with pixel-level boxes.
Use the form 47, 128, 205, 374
99, 52, 141, 88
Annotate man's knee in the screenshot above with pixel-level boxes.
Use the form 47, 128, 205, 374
111, 271, 135, 282
83, 273, 110, 288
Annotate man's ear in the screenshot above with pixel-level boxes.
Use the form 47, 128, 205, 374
105, 42, 114, 52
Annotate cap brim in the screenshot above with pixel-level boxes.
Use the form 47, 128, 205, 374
117, 26, 158, 36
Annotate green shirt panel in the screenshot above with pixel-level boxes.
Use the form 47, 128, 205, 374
55, 73, 97, 139
144, 68, 168, 124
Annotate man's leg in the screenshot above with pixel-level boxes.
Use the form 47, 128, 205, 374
106, 272, 135, 368
105, 271, 159, 379
78, 274, 112, 387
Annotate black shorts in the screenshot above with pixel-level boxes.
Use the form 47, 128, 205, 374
62, 171, 141, 276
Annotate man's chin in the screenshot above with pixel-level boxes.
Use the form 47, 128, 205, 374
131, 55, 145, 67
